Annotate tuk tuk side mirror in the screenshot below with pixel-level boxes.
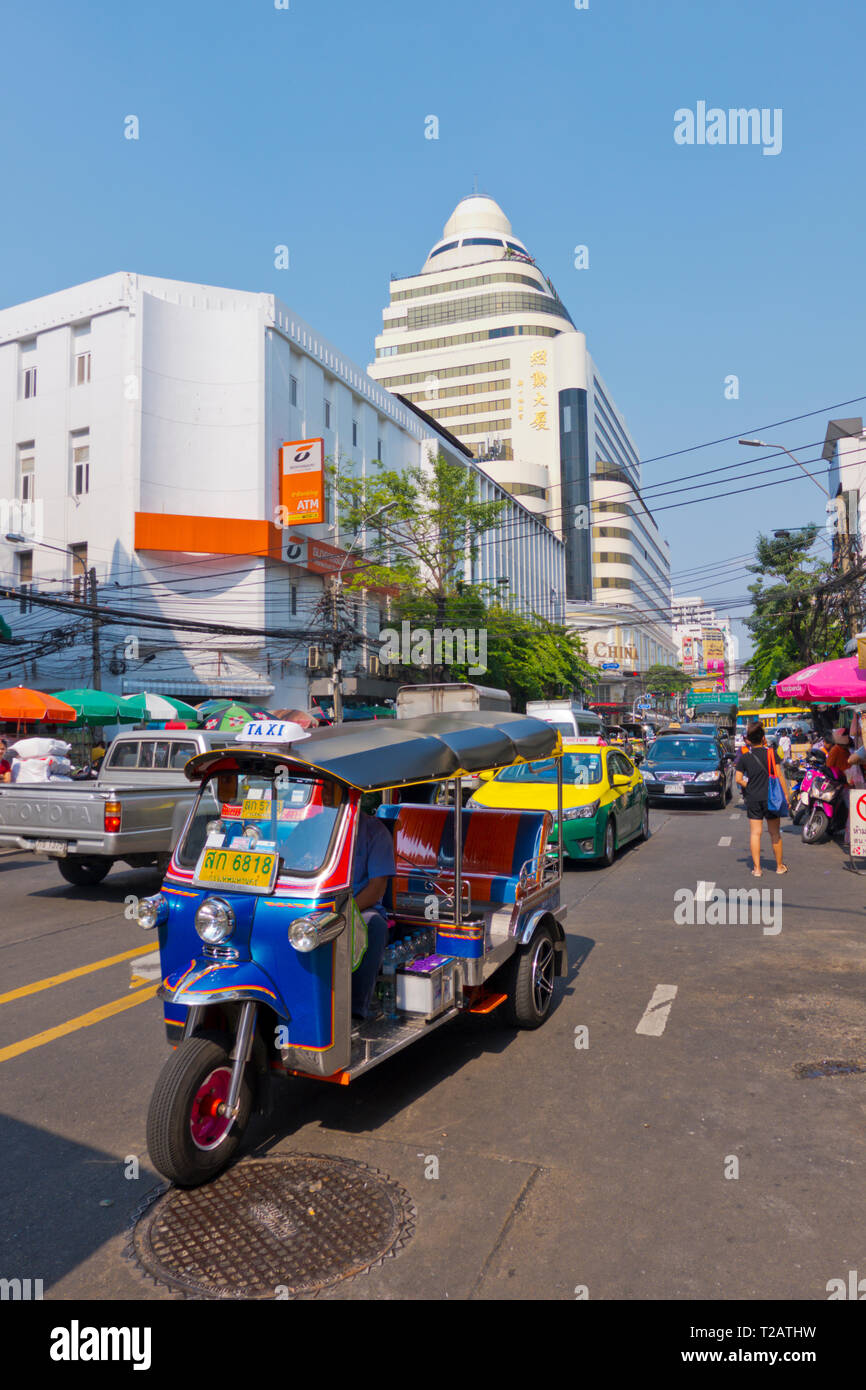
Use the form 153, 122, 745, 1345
289, 909, 346, 953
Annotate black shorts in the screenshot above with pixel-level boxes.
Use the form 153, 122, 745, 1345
745, 799, 777, 821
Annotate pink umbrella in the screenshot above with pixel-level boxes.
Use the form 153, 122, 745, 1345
776, 655, 866, 702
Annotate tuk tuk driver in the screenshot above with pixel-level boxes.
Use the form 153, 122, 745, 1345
318, 783, 395, 1020
351, 807, 396, 1020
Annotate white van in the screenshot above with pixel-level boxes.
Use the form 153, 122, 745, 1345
525, 700, 606, 742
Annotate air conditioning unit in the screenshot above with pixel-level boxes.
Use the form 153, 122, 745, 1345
307, 645, 322, 671
368, 654, 381, 676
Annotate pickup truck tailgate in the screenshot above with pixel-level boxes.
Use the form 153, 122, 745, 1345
0, 785, 113, 853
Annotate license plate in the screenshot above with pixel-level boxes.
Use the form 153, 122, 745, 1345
34, 839, 68, 855
664, 784, 685, 795
194, 846, 279, 891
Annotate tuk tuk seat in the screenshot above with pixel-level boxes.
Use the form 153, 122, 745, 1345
377, 803, 551, 909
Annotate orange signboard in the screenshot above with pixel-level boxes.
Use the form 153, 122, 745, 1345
280, 438, 325, 526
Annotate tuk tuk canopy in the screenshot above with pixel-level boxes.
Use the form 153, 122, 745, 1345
183, 711, 561, 792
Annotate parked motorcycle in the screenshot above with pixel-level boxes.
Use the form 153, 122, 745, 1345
801, 764, 848, 843
789, 754, 827, 826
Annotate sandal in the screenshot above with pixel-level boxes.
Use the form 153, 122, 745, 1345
776, 864, 788, 874
751, 868, 763, 877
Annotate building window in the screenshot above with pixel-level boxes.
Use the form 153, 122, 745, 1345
291, 584, 297, 617
71, 429, 90, 495
23, 366, 37, 399
75, 352, 91, 385
324, 400, 331, 429
18, 444, 35, 501
70, 543, 88, 601
352, 420, 358, 447
290, 375, 298, 406
377, 437, 383, 461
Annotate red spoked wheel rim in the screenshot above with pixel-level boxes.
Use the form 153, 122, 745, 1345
189, 1066, 234, 1150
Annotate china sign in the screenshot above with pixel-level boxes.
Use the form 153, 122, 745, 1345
280, 438, 325, 526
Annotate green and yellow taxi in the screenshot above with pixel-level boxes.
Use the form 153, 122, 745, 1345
467, 741, 650, 867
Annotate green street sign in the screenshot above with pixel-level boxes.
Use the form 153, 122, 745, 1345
687, 691, 739, 707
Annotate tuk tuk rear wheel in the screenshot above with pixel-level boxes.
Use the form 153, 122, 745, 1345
146, 1034, 253, 1187
502, 922, 557, 1029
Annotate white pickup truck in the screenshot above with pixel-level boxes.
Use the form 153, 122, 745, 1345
0, 729, 236, 886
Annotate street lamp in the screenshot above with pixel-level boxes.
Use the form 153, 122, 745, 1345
5, 533, 101, 689
738, 439, 829, 497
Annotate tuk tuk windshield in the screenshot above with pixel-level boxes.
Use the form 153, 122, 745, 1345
177, 771, 345, 876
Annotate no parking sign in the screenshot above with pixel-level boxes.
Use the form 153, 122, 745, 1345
850, 790, 866, 858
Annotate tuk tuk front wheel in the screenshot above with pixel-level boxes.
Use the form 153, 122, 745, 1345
502, 922, 557, 1029
146, 1033, 253, 1187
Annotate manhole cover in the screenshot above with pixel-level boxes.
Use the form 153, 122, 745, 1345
793, 1059, 866, 1079
129, 1155, 416, 1299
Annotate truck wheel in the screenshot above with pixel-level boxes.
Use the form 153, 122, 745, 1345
502, 922, 557, 1029
57, 856, 111, 886
146, 1033, 253, 1187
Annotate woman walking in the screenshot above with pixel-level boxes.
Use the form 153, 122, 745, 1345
734, 722, 791, 877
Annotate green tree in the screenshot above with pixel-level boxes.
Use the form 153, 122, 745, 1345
744, 526, 846, 703
329, 452, 596, 702
643, 665, 691, 697
329, 451, 508, 625
395, 587, 597, 706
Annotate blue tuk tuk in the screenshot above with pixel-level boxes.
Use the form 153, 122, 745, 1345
135, 712, 568, 1185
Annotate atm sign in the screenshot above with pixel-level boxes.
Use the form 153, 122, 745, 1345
280, 438, 325, 526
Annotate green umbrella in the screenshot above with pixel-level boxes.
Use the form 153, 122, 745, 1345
200, 701, 261, 731
51, 689, 137, 726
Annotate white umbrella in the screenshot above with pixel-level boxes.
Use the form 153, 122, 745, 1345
118, 691, 180, 722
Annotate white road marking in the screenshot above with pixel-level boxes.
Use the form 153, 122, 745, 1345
730, 813, 741, 819
636, 984, 678, 1037
129, 950, 161, 989
718, 836, 732, 846
695, 880, 715, 903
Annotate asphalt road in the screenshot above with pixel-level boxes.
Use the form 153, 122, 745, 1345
1, 801, 864, 1301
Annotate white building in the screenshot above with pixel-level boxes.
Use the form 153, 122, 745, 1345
0, 272, 564, 706
368, 193, 675, 643
824, 417, 866, 558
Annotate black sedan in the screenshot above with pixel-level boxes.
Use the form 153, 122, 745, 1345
640, 733, 734, 809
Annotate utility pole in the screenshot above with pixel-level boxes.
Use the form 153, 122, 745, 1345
325, 573, 345, 724
88, 566, 101, 690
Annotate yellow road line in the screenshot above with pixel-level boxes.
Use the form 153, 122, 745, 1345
0, 984, 160, 1064
0, 944, 157, 1005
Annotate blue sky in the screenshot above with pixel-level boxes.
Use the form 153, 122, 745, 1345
2, 0, 864, 661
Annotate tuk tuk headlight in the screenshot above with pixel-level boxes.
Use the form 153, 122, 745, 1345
137, 893, 168, 930
195, 897, 236, 943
